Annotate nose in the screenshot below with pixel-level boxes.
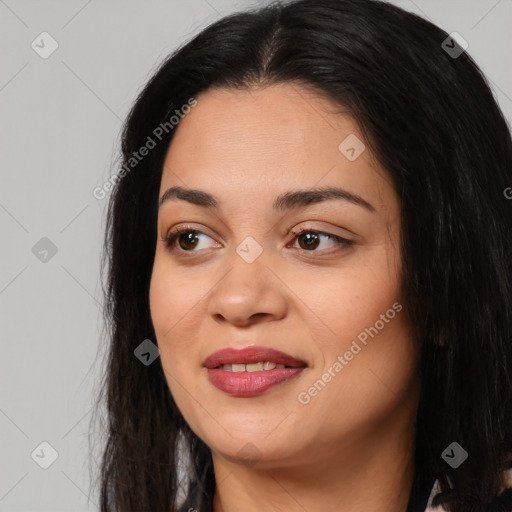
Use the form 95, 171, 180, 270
207, 255, 288, 327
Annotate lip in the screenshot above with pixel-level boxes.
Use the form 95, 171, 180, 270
203, 346, 307, 369
203, 346, 308, 397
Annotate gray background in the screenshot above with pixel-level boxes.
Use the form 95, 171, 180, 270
1, 0, 511, 510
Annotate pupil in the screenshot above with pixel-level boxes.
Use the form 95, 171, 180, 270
180, 232, 199, 250
300, 232, 319, 250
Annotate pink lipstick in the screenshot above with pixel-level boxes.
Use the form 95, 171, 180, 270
203, 346, 307, 397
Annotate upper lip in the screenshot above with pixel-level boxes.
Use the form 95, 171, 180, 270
203, 345, 308, 369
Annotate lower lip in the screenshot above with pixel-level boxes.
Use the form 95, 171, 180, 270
206, 368, 306, 397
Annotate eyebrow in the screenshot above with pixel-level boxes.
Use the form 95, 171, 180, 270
158, 185, 376, 213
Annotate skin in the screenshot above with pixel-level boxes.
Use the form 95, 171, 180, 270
149, 83, 422, 512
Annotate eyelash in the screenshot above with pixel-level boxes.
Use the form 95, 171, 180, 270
160, 224, 353, 256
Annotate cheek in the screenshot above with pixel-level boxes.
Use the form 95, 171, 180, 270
149, 258, 218, 442
149, 256, 203, 337
149, 255, 209, 389
288, 246, 402, 355
291, 246, 415, 418
149, 259, 194, 379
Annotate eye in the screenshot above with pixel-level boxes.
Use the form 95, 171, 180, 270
161, 225, 219, 253
287, 228, 353, 254
160, 225, 353, 255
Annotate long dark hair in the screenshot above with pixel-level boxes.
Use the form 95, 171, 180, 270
91, 0, 512, 510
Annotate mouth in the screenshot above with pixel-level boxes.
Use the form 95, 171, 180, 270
203, 345, 308, 370
203, 346, 308, 397
214, 361, 294, 372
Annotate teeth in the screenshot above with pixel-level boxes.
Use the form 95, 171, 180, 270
219, 361, 285, 372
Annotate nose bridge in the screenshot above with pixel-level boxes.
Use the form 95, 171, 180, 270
207, 238, 287, 325
235, 234, 266, 265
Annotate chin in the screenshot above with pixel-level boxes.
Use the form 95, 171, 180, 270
212, 440, 298, 469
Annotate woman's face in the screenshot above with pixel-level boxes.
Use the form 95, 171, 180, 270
149, 83, 420, 469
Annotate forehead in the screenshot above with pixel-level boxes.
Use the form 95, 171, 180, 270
160, 84, 396, 214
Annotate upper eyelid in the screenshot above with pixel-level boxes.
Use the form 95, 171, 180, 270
163, 221, 357, 240
165, 224, 214, 240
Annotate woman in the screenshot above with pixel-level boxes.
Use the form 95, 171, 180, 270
94, 0, 512, 510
